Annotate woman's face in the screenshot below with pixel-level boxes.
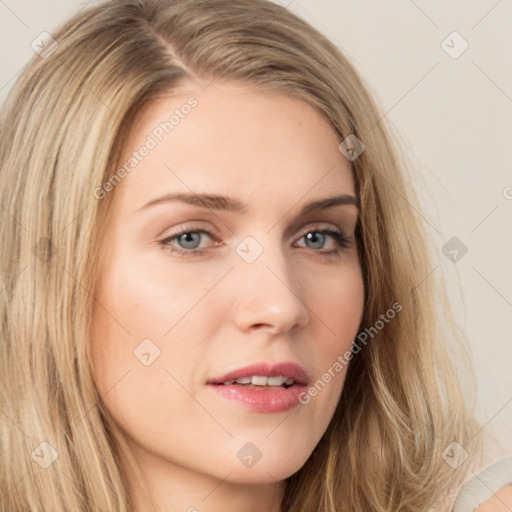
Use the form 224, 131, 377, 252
90, 80, 364, 495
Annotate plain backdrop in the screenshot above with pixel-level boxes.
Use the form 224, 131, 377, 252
1, 0, 511, 455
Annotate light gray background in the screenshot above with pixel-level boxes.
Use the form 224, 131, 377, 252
1, 0, 511, 453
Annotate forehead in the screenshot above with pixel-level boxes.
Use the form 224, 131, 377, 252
113, 80, 355, 212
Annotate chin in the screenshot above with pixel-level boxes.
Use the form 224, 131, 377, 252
215, 448, 312, 485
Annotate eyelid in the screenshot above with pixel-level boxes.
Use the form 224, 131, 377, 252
161, 220, 347, 242
161, 221, 218, 238
159, 220, 352, 259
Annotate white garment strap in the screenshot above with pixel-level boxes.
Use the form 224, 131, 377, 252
453, 457, 512, 512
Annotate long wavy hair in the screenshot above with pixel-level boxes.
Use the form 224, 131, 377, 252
0, 0, 481, 510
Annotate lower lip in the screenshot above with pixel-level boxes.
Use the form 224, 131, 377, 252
209, 384, 307, 413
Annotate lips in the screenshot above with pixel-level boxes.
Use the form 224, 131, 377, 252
207, 362, 309, 413
208, 362, 309, 387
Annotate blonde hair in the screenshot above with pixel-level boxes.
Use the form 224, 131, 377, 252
0, 0, 481, 510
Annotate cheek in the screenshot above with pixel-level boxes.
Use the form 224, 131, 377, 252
91, 248, 218, 343
314, 261, 365, 350
88, 249, 223, 403
88, 272, 202, 446
301, 264, 364, 405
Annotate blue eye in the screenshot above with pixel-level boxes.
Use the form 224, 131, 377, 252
160, 229, 215, 257
159, 226, 352, 259
169, 231, 204, 250
298, 229, 351, 251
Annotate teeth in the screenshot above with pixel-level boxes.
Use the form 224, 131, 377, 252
221, 375, 295, 386
267, 376, 285, 386
234, 377, 252, 384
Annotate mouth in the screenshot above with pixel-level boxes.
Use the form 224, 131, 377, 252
207, 362, 309, 413
215, 375, 296, 389
207, 361, 309, 388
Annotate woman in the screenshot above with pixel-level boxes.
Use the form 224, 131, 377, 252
0, 0, 509, 510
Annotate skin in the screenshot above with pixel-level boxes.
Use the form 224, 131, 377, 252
475, 485, 512, 511
90, 79, 365, 512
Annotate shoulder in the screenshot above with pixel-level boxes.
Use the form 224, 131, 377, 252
453, 457, 512, 512
474, 484, 512, 511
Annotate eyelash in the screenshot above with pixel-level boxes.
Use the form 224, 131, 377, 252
159, 223, 352, 260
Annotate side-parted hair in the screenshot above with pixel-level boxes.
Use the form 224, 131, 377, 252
0, 1, 481, 510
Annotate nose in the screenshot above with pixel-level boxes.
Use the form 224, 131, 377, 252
229, 240, 310, 335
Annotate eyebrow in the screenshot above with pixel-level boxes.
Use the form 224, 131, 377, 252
137, 192, 359, 215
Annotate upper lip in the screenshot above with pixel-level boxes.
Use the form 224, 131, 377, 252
208, 362, 309, 386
